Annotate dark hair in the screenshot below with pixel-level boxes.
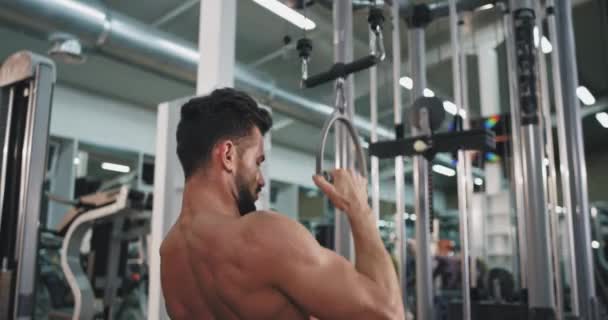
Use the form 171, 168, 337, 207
176, 88, 272, 179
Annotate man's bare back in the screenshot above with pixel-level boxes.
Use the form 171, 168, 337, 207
161, 210, 310, 319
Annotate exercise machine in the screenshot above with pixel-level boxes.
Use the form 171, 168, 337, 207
0, 51, 56, 320
44, 184, 151, 320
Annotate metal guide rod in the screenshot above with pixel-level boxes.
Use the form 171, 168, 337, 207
333, 0, 354, 260
448, 1, 471, 320
534, 1, 564, 318
548, 0, 598, 318
509, 1, 556, 317
545, 0, 580, 316
369, 29, 380, 222
501, 3, 528, 291
390, 0, 407, 310
409, 26, 434, 320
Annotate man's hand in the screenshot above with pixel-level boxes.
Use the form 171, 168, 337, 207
313, 169, 371, 218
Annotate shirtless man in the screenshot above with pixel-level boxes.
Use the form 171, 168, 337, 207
160, 88, 404, 319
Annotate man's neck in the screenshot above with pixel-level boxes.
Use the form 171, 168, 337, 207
181, 172, 240, 218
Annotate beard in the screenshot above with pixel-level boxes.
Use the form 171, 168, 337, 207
235, 174, 260, 216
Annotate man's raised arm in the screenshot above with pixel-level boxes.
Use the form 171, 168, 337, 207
250, 169, 404, 319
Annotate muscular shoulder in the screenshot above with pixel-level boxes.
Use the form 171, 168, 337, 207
239, 211, 320, 270
240, 211, 314, 247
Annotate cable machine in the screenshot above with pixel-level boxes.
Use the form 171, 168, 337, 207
0, 51, 56, 320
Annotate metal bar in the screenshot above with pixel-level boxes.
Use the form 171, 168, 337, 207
390, 0, 407, 311
409, 27, 434, 320
152, 0, 200, 27
369, 31, 380, 221
534, 1, 564, 318
510, 0, 556, 315
333, 0, 354, 261
549, 0, 598, 318
501, 4, 528, 291
546, 4, 581, 313
448, 1, 471, 319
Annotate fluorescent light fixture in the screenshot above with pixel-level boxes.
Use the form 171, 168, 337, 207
101, 162, 130, 173
534, 27, 540, 47
73, 157, 80, 165
555, 206, 565, 214
591, 207, 598, 218
399, 76, 413, 90
577, 86, 596, 105
252, 0, 316, 30
423, 88, 435, 97
592, 240, 600, 249
476, 3, 494, 11
432, 164, 456, 177
474, 178, 484, 186
595, 112, 608, 128
443, 101, 458, 115
541, 37, 553, 53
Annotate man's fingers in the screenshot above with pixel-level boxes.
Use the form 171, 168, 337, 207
313, 174, 346, 211
313, 175, 338, 199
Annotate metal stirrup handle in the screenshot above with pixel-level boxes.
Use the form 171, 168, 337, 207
372, 26, 386, 61
315, 111, 368, 180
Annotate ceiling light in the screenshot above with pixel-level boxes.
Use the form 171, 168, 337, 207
474, 178, 484, 186
592, 240, 600, 249
253, 0, 316, 30
410, 214, 417, 221
591, 207, 598, 218
541, 37, 553, 54
476, 3, 494, 11
432, 164, 456, 177
73, 157, 80, 165
534, 26, 540, 47
443, 101, 457, 115
543, 158, 549, 166
577, 86, 596, 106
423, 88, 435, 97
399, 76, 413, 90
595, 112, 608, 128
101, 162, 130, 173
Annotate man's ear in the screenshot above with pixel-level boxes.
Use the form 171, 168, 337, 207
218, 140, 236, 173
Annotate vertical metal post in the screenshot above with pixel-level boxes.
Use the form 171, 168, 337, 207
409, 21, 434, 320
548, 0, 598, 318
509, 1, 556, 318
502, 2, 528, 292
534, 1, 564, 318
390, 0, 407, 310
369, 26, 380, 224
333, 0, 354, 260
448, 1, 471, 319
